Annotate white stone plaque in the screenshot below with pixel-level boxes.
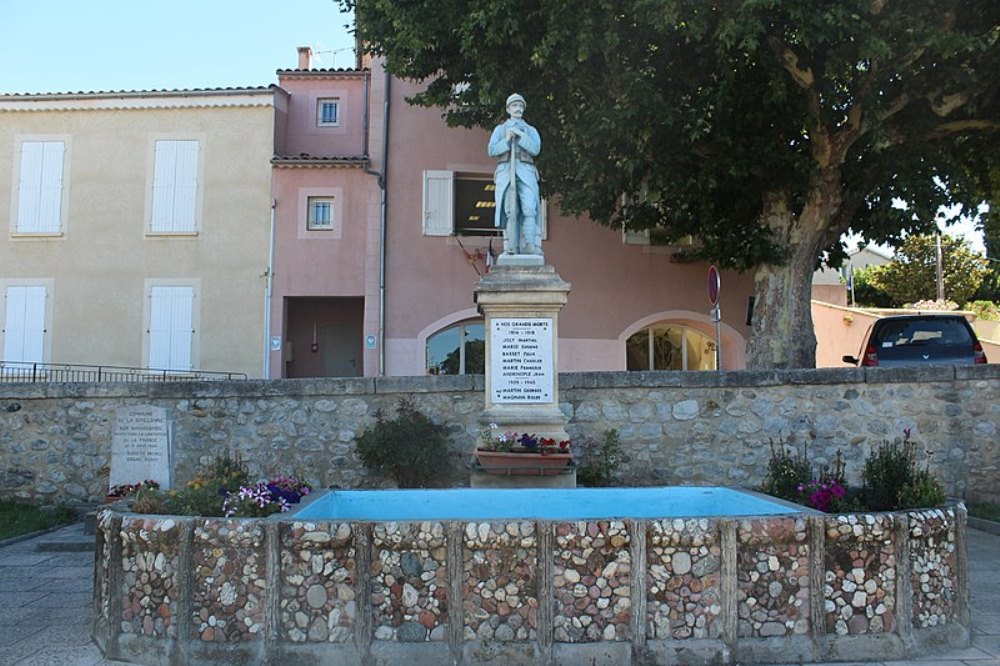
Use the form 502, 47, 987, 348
490, 317, 554, 403
109, 405, 172, 490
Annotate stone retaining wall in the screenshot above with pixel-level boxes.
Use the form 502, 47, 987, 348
92, 501, 970, 665
2, 366, 998, 503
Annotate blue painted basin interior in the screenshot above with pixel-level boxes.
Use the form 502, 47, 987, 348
293, 486, 804, 522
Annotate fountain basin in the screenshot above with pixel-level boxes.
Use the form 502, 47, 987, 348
93, 489, 969, 665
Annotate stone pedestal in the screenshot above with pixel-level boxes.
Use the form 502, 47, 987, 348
473, 264, 571, 442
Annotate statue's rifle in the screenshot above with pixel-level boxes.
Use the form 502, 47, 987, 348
507, 129, 519, 254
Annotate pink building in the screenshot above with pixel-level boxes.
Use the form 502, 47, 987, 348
270, 50, 755, 378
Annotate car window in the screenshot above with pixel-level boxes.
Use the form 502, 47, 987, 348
872, 318, 972, 351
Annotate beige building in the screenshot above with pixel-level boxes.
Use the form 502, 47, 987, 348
0, 89, 281, 377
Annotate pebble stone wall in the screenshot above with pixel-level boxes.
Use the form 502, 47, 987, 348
92, 500, 970, 666
2, 367, 998, 505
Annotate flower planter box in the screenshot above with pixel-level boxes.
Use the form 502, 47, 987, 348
475, 450, 573, 476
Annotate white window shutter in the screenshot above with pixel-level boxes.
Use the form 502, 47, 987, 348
3, 285, 46, 363
17, 142, 63, 233
149, 285, 194, 370
151, 140, 198, 232
38, 142, 65, 232
173, 142, 199, 232
151, 141, 177, 232
422, 170, 454, 236
16, 144, 43, 232
148, 287, 171, 367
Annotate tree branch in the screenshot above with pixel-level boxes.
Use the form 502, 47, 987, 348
767, 35, 815, 89
925, 119, 1000, 139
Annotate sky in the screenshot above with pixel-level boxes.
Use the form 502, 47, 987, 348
0, 0, 356, 94
0, 0, 987, 256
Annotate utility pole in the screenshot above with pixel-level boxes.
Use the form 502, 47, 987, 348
935, 233, 945, 300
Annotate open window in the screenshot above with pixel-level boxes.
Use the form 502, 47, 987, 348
422, 170, 547, 239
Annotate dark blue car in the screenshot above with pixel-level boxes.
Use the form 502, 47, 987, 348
843, 314, 988, 367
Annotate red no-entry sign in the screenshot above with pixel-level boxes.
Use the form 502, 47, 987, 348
708, 266, 721, 306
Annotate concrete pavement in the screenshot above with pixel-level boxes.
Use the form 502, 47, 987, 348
0, 522, 998, 666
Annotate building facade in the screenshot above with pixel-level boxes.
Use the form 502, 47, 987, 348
267, 51, 755, 378
0, 89, 279, 377
2, 51, 756, 380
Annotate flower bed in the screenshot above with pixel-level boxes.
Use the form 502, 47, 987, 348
93, 494, 970, 665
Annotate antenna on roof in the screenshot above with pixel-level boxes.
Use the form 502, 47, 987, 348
312, 46, 354, 68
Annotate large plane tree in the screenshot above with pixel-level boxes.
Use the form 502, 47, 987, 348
344, 0, 1000, 368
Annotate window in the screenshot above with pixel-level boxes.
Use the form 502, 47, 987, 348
150, 140, 200, 233
422, 170, 546, 238
307, 197, 335, 230
317, 98, 340, 126
2, 284, 47, 363
148, 285, 195, 370
454, 177, 498, 236
298, 188, 343, 238
15, 141, 65, 234
426, 321, 485, 375
626, 325, 716, 371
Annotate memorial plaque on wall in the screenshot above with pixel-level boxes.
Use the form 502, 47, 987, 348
109, 405, 172, 489
490, 318, 554, 403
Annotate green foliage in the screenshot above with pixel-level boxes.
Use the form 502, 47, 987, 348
850, 266, 897, 308
862, 432, 946, 511
201, 451, 252, 492
757, 435, 949, 514
967, 300, 1000, 321
575, 429, 623, 487
0, 499, 75, 540
899, 470, 947, 510
159, 451, 253, 516
346, 0, 1000, 367
968, 501, 1000, 522
355, 399, 449, 488
972, 269, 1000, 302
867, 235, 989, 306
758, 439, 813, 502
130, 487, 172, 515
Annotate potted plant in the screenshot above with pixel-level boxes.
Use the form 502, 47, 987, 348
474, 424, 573, 476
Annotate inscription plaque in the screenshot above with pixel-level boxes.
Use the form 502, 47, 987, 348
490, 317, 554, 403
109, 405, 172, 489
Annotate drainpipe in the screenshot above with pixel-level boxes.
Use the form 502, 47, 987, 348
363, 68, 390, 376
263, 199, 276, 378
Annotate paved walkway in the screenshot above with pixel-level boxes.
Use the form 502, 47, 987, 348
0, 523, 997, 665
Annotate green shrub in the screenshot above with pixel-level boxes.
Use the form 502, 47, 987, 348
576, 429, 623, 487
758, 439, 813, 502
899, 470, 947, 509
355, 398, 449, 488
862, 431, 945, 511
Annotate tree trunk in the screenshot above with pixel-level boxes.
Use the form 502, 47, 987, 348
746, 251, 821, 369
746, 174, 844, 369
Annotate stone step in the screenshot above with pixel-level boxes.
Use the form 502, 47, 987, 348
34, 522, 95, 552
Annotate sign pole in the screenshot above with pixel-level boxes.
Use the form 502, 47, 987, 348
708, 266, 722, 371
